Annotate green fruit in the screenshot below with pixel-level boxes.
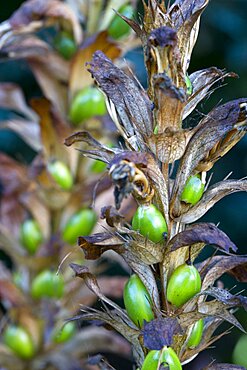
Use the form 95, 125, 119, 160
232, 334, 247, 367
69, 86, 107, 125
187, 319, 204, 348
20, 219, 43, 255
132, 204, 167, 243
123, 274, 154, 328
54, 30, 77, 60
166, 264, 201, 307
185, 74, 193, 95
47, 160, 73, 190
3, 325, 35, 359
180, 174, 205, 205
31, 270, 64, 299
62, 208, 97, 245
52, 322, 76, 343
108, 5, 134, 39
142, 347, 182, 370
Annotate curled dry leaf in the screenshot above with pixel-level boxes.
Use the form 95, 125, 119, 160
167, 223, 237, 254
9, 0, 82, 43
171, 98, 247, 217
142, 317, 182, 350
174, 179, 247, 223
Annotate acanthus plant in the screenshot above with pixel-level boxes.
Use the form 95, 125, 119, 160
0, 0, 139, 369
65, 0, 247, 369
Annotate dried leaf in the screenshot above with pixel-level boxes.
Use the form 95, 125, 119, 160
174, 179, 247, 223
167, 223, 237, 254
199, 255, 247, 289
69, 31, 121, 98
143, 318, 182, 350
64, 130, 116, 164
229, 262, 247, 283
199, 287, 247, 312
88, 51, 153, 150
9, 0, 82, 43
31, 98, 70, 161
183, 68, 237, 119
0, 82, 37, 120
171, 98, 247, 217
78, 232, 124, 260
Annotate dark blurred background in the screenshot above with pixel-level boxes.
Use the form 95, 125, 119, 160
0, 0, 246, 368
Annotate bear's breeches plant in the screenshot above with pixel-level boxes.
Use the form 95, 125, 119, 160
64, 1, 247, 369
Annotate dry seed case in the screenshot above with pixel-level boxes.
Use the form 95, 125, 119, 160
65, 1, 247, 369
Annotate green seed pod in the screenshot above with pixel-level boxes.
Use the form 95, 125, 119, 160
187, 319, 204, 348
62, 208, 97, 245
180, 174, 205, 205
3, 325, 35, 359
20, 219, 43, 255
142, 347, 182, 370
166, 264, 201, 307
47, 160, 73, 190
123, 274, 154, 328
232, 334, 247, 367
52, 322, 76, 344
53, 30, 77, 60
69, 86, 107, 125
185, 74, 193, 95
31, 270, 64, 299
132, 204, 167, 243
108, 5, 134, 39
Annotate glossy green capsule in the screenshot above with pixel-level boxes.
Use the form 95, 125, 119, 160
187, 319, 204, 348
20, 219, 43, 255
47, 160, 73, 190
166, 264, 201, 307
185, 74, 193, 95
52, 322, 76, 343
132, 204, 167, 243
62, 208, 97, 245
123, 274, 154, 328
142, 347, 182, 370
3, 325, 35, 359
54, 30, 77, 60
180, 174, 205, 205
108, 4, 134, 39
69, 86, 107, 125
31, 270, 64, 299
